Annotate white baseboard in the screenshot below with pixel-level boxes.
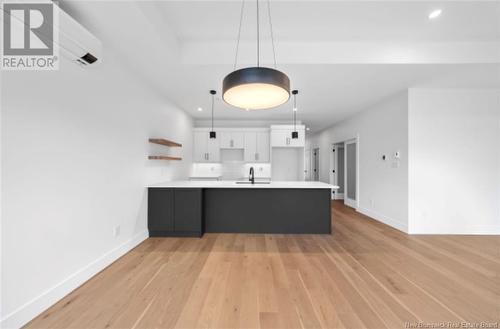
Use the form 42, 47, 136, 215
1, 230, 149, 329
408, 226, 500, 235
357, 207, 408, 233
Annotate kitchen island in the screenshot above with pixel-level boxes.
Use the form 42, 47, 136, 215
148, 181, 338, 237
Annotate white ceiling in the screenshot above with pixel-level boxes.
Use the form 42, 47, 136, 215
61, 1, 500, 132
159, 1, 500, 42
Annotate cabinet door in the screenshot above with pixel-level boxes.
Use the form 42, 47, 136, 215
193, 131, 208, 162
174, 189, 202, 233
244, 132, 257, 162
148, 188, 174, 232
220, 131, 232, 148
220, 132, 244, 148
271, 130, 288, 147
207, 134, 220, 162
256, 132, 270, 162
231, 132, 245, 148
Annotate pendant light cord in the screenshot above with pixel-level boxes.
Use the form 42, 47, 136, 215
211, 93, 214, 131
256, 0, 260, 67
293, 93, 297, 130
267, 0, 277, 69
233, 0, 245, 71
233, 0, 277, 70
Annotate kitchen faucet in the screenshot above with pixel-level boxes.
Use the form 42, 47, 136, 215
249, 167, 255, 184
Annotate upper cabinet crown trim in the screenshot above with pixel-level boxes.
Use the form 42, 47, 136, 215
193, 127, 270, 132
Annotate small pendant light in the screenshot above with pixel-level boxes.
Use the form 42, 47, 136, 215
291, 90, 299, 139
209, 90, 216, 138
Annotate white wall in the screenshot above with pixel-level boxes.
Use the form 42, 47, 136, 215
308, 92, 409, 232
1, 57, 193, 328
408, 89, 500, 234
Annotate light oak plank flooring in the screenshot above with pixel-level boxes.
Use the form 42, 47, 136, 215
26, 201, 500, 328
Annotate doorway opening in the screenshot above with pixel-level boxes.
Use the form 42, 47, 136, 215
330, 138, 358, 209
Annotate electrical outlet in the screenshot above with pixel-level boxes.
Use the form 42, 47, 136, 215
370, 198, 375, 207
113, 225, 120, 237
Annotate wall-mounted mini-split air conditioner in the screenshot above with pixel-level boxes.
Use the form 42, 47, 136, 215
1, 0, 102, 67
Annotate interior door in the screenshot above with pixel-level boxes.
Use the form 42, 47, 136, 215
336, 146, 345, 199
344, 140, 357, 208
313, 148, 320, 181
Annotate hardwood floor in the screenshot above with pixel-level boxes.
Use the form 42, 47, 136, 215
26, 201, 500, 328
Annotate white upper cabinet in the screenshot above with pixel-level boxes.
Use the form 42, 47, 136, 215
244, 132, 257, 161
256, 131, 270, 162
244, 131, 270, 162
270, 125, 305, 147
193, 131, 207, 162
193, 130, 220, 162
220, 131, 244, 149
194, 128, 271, 163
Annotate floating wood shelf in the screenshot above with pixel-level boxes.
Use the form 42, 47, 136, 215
148, 156, 182, 161
149, 138, 182, 147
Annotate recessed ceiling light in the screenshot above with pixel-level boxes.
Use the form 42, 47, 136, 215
306, 127, 310, 131
428, 9, 442, 20
197, 107, 203, 112
293, 107, 297, 112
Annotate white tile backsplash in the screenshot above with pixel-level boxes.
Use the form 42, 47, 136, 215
192, 163, 271, 180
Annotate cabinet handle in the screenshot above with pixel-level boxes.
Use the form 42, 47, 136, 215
230, 139, 234, 148
255, 153, 257, 161
207, 153, 209, 160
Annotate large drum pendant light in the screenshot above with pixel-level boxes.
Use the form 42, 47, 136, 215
223, 0, 290, 110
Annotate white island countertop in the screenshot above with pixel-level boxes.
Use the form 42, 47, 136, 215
149, 180, 339, 189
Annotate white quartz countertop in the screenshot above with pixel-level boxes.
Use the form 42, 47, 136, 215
149, 180, 339, 189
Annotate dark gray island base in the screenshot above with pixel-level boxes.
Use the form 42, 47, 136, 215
148, 186, 332, 237
204, 188, 331, 234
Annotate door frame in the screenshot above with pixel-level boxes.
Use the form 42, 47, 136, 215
343, 138, 359, 209
330, 143, 344, 200
312, 147, 320, 181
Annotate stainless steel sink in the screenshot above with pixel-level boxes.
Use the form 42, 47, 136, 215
235, 181, 271, 185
